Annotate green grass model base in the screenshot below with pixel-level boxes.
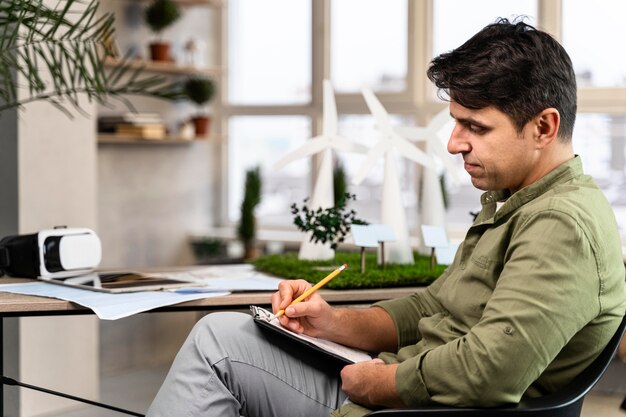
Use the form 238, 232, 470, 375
252, 252, 447, 289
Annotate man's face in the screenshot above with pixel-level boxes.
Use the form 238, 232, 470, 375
447, 101, 539, 193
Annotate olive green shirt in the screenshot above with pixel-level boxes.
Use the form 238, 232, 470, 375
332, 156, 626, 417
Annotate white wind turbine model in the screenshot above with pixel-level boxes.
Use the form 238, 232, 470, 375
274, 80, 367, 260
352, 89, 434, 264
395, 108, 460, 230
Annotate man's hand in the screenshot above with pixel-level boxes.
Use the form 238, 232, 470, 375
271, 280, 399, 352
340, 359, 405, 409
270, 279, 335, 338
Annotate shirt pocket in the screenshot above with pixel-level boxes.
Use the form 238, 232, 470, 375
443, 253, 503, 320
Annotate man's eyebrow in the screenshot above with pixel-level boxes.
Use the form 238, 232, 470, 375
450, 113, 490, 128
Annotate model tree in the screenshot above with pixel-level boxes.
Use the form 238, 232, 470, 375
291, 193, 368, 252
333, 161, 348, 207
237, 167, 262, 259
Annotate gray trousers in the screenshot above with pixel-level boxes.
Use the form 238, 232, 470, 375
146, 311, 348, 417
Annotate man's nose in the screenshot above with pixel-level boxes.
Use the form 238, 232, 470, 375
447, 124, 470, 154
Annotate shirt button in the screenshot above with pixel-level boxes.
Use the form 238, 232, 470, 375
504, 326, 514, 335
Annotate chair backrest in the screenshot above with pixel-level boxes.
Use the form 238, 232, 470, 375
517, 313, 626, 414
366, 314, 626, 417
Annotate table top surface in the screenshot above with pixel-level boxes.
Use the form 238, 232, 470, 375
0, 277, 424, 316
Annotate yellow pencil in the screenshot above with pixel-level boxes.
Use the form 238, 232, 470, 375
274, 263, 347, 319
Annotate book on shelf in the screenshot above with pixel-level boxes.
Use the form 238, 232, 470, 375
115, 123, 167, 140
97, 112, 164, 133
98, 112, 163, 124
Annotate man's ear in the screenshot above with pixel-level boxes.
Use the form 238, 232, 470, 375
533, 108, 560, 148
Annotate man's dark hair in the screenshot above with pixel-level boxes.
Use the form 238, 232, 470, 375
427, 18, 577, 141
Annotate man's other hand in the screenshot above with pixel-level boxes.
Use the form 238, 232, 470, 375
340, 359, 405, 409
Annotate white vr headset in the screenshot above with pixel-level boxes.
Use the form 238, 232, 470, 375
0, 227, 102, 279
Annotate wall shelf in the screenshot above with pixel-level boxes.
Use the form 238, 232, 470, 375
104, 57, 221, 77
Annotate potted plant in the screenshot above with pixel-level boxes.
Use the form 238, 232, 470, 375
191, 237, 227, 264
144, 0, 181, 62
237, 167, 262, 260
183, 76, 215, 137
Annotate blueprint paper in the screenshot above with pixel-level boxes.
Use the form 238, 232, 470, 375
0, 282, 229, 320
151, 264, 284, 291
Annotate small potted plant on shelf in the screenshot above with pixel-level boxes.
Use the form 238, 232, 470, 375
183, 76, 215, 137
144, 0, 181, 62
237, 166, 262, 260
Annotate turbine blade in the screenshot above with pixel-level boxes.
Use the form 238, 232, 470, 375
273, 137, 329, 171
395, 126, 428, 142
428, 107, 453, 134
362, 88, 393, 134
330, 135, 369, 154
352, 140, 390, 185
429, 139, 463, 182
391, 134, 433, 168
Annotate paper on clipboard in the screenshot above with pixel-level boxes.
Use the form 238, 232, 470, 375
250, 305, 372, 364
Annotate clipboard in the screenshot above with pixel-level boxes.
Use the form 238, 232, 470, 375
250, 306, 372, 364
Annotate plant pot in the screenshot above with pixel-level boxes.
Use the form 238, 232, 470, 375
243, 242, 261, 260
191, 115, 210, 138
192, 239, 229, 264
149, 42, 172, 62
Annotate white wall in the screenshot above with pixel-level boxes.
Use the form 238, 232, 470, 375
0, 95, 100, 416
97, 142, 217, 269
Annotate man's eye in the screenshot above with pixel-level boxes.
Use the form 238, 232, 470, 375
468, 124, 486, 134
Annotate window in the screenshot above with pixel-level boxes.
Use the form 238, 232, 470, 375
562, 0, 626, 88
432, 0, 537, 59
225, 1, 417, 231
228, 0, 311, 104
330, 0, 408, 93
228, 116, 311, 225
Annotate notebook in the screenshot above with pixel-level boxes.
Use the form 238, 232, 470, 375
250, 305, 372, 364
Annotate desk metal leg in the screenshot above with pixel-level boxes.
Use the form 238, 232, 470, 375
1, 317, 4, 416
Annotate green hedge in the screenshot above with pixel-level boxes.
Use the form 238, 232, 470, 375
251, 252, 447, 289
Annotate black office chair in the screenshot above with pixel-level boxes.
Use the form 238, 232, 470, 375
366, 314, 626, 417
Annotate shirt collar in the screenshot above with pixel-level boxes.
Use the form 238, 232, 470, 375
475, 156, 583, 225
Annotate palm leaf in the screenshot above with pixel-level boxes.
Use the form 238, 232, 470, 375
0, 0, 178, 115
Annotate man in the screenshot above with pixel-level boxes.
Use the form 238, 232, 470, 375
147, 19, 626, 417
